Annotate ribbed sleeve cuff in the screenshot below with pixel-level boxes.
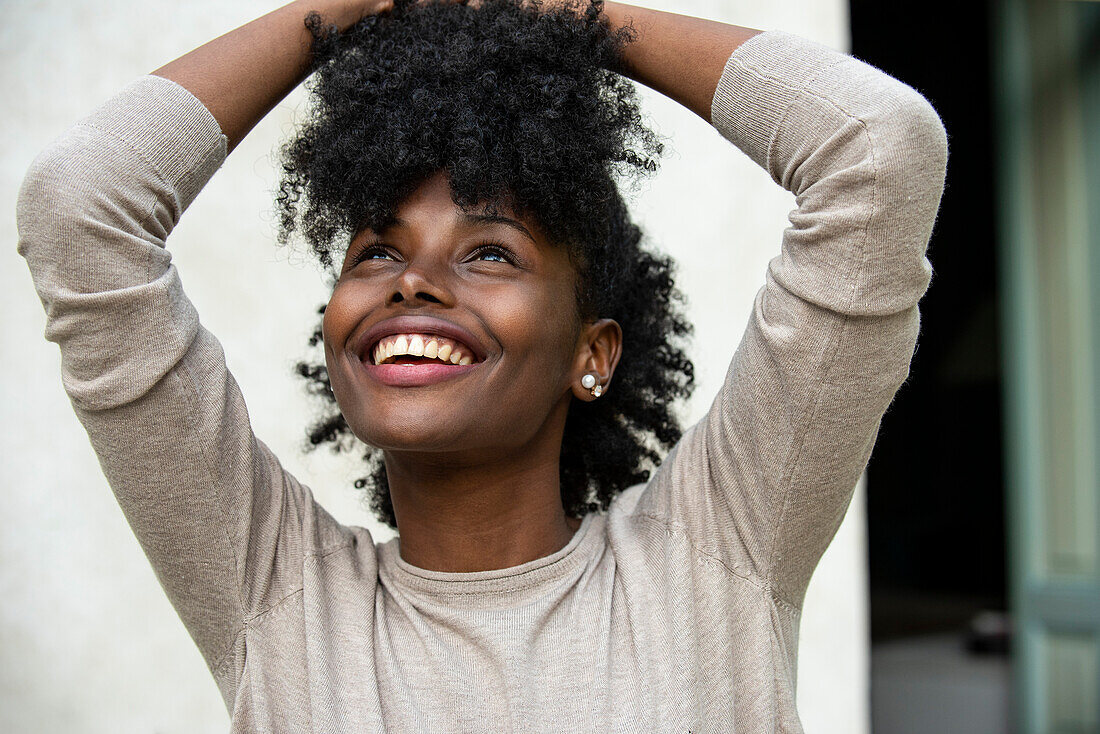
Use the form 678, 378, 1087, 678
710, 30, 847, 170
81, 75, 228, 212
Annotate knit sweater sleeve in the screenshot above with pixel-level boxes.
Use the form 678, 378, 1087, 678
15, 76, 358, 707
632, 30, 948, 610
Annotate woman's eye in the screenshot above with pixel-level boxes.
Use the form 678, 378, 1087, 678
350, 245, 395, 267
363, 246, 394, 260
469, 244, 514, 264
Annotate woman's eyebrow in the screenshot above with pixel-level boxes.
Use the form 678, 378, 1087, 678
460, 213, 536, 243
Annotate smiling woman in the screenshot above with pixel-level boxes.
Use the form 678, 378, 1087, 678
285, 1, 694, 541
14, 0, 947, 731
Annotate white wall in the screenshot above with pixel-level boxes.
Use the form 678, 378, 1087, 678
0, 1, 866, 731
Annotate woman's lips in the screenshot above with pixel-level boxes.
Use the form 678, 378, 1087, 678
358, 358, 480, 387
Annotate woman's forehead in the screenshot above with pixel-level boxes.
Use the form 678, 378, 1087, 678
359, 170, 548, 244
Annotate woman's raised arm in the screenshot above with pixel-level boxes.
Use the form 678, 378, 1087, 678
152, 0, 380, 151
597, 11, 949, 612
599, 2, 762, 122
15, 0, 398, 712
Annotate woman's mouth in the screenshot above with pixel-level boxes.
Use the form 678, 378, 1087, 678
352, 317, 489, 387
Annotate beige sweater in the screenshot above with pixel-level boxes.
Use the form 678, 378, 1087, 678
17, 29, 947, 733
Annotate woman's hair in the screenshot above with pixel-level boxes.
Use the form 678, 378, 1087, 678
279, 0, 695, 528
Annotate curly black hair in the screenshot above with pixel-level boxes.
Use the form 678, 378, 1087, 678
279, 0, 695, 528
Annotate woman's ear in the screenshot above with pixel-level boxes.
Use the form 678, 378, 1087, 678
570, 318, 623, 401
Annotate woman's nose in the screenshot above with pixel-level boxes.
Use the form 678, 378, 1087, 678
388, 261, 454, 307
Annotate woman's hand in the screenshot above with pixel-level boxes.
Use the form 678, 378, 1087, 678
152, 0, 396, 152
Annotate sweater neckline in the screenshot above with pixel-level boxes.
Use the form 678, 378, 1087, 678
378, 513, 603, 603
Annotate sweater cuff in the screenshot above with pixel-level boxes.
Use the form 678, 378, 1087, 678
710, 30, 847, 171
80, 74, 228, 212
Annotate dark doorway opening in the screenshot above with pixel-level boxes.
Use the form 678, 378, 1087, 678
849, 0, 1011, 731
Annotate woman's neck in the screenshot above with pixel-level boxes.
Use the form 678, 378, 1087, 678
384, 436, 582, 573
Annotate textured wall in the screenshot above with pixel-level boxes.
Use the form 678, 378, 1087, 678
1, 1, 865, 731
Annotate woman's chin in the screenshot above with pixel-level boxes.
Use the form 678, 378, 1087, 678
346, 413, 480, 455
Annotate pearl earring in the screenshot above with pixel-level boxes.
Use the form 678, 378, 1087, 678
581, 373, 603, 398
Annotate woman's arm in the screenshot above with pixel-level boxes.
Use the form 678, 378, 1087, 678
604, 17, 948, 610
152, 0, 380, 151
15, 0, 393, 708
599, 2, 762, 123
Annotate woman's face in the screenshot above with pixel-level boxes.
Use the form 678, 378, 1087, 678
323, 171, 602, 458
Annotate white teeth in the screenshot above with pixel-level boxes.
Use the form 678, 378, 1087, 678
371, 333, 478, 366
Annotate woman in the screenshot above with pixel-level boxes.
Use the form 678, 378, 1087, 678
16, 0, 947, 731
